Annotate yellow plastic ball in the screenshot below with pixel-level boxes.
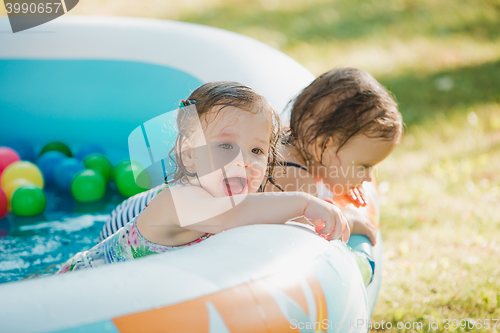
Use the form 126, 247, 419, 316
1, 161, 44, 190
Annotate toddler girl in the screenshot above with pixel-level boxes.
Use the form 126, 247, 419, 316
274, 67, 403, 245
59, 82, 349, 273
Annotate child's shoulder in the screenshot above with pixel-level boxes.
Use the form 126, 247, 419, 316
148, 182, 211, 210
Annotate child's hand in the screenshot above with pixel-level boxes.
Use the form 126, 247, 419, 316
334, 186, 368, 208
338, 205, 377, 246
324, 197, 376, 245
303, 196, 350, 242
349, 186, 368, 207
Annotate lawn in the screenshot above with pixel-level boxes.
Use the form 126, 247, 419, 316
2, 0, 499, 331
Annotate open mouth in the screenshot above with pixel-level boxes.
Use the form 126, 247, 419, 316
223, 177, 247, 196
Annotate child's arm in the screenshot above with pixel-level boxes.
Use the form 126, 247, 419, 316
338, 206, 376, 245
138, 185, 349, 246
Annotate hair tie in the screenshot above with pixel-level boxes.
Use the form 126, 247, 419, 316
179, 99, 196, 110
180, 100, 187, 110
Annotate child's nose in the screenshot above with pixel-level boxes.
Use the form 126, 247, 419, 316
235, 152, 250, 168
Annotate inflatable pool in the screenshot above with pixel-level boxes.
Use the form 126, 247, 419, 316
0, 16, 382, 333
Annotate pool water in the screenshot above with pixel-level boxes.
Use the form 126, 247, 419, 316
0, 185, 126, 284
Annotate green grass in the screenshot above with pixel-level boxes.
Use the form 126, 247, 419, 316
378, 60, 500, 126
4, 0, 500, 330
183, 0, 500, 46
374, 106, 500, 331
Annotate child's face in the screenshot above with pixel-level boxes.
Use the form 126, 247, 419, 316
314, 133, 399, 195
186, 106, 271, 197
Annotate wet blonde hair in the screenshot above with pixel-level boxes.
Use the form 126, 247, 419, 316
287, 67, 403, 162
168, 81, 283, 192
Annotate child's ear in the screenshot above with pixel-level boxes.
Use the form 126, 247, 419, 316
311, 136, 338, 163
311, 136, 331, 162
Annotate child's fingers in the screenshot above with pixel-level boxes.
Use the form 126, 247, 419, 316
348, 189, 357, 202
357, 186, 366, 196
312, 215, 335, 238
304, 217, 325, 233
305, 198, 349, 241
325, 208, 346, 241
354, 187, 365, 206
351, 187, 365, 206
310, 219, 325, 233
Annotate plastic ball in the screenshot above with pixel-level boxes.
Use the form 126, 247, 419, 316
11, 184, 46, 217
4, 178, 30, 202
53, 158, 85, 191
1, 161, 44, 190
0, 187, 7, 218
0, 147, 21, 177
6, 139, 36, 162
39, 142, 72, 158
114, 163, 149, 197
71, 169, 106, 203
83, 154, 112, 182
112, 160, 131, 182
36, 151, 67, 185
76, 144, 105, 160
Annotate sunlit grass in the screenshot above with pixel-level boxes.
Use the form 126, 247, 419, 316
375, 103, 500, 331
2, 0, 499, 331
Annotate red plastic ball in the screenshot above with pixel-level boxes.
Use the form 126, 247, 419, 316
0, 147, 21, 178
0, 187, 7, 218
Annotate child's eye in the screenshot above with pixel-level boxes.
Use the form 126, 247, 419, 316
219, 143, 233, 150
252, 148, 264, 155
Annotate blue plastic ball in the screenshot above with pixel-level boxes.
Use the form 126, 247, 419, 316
6, 139, 36, 162
53, 158, 85, 191
76, 144, 105, 160
36, 151, 67, 185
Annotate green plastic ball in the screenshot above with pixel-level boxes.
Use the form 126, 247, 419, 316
112, 160, 131, 182
83, 154, 112, 182
114, 163, 149, 197
11, 184, 46, 217
39, 142, 72, 158
71, 169, 106, 203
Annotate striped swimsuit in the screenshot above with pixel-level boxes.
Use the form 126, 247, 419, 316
99, 185, 161, 241
59, 184, 213, 273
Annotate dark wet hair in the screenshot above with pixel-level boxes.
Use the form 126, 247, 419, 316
168, 81, 283, 192
287, 67, 403, 163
